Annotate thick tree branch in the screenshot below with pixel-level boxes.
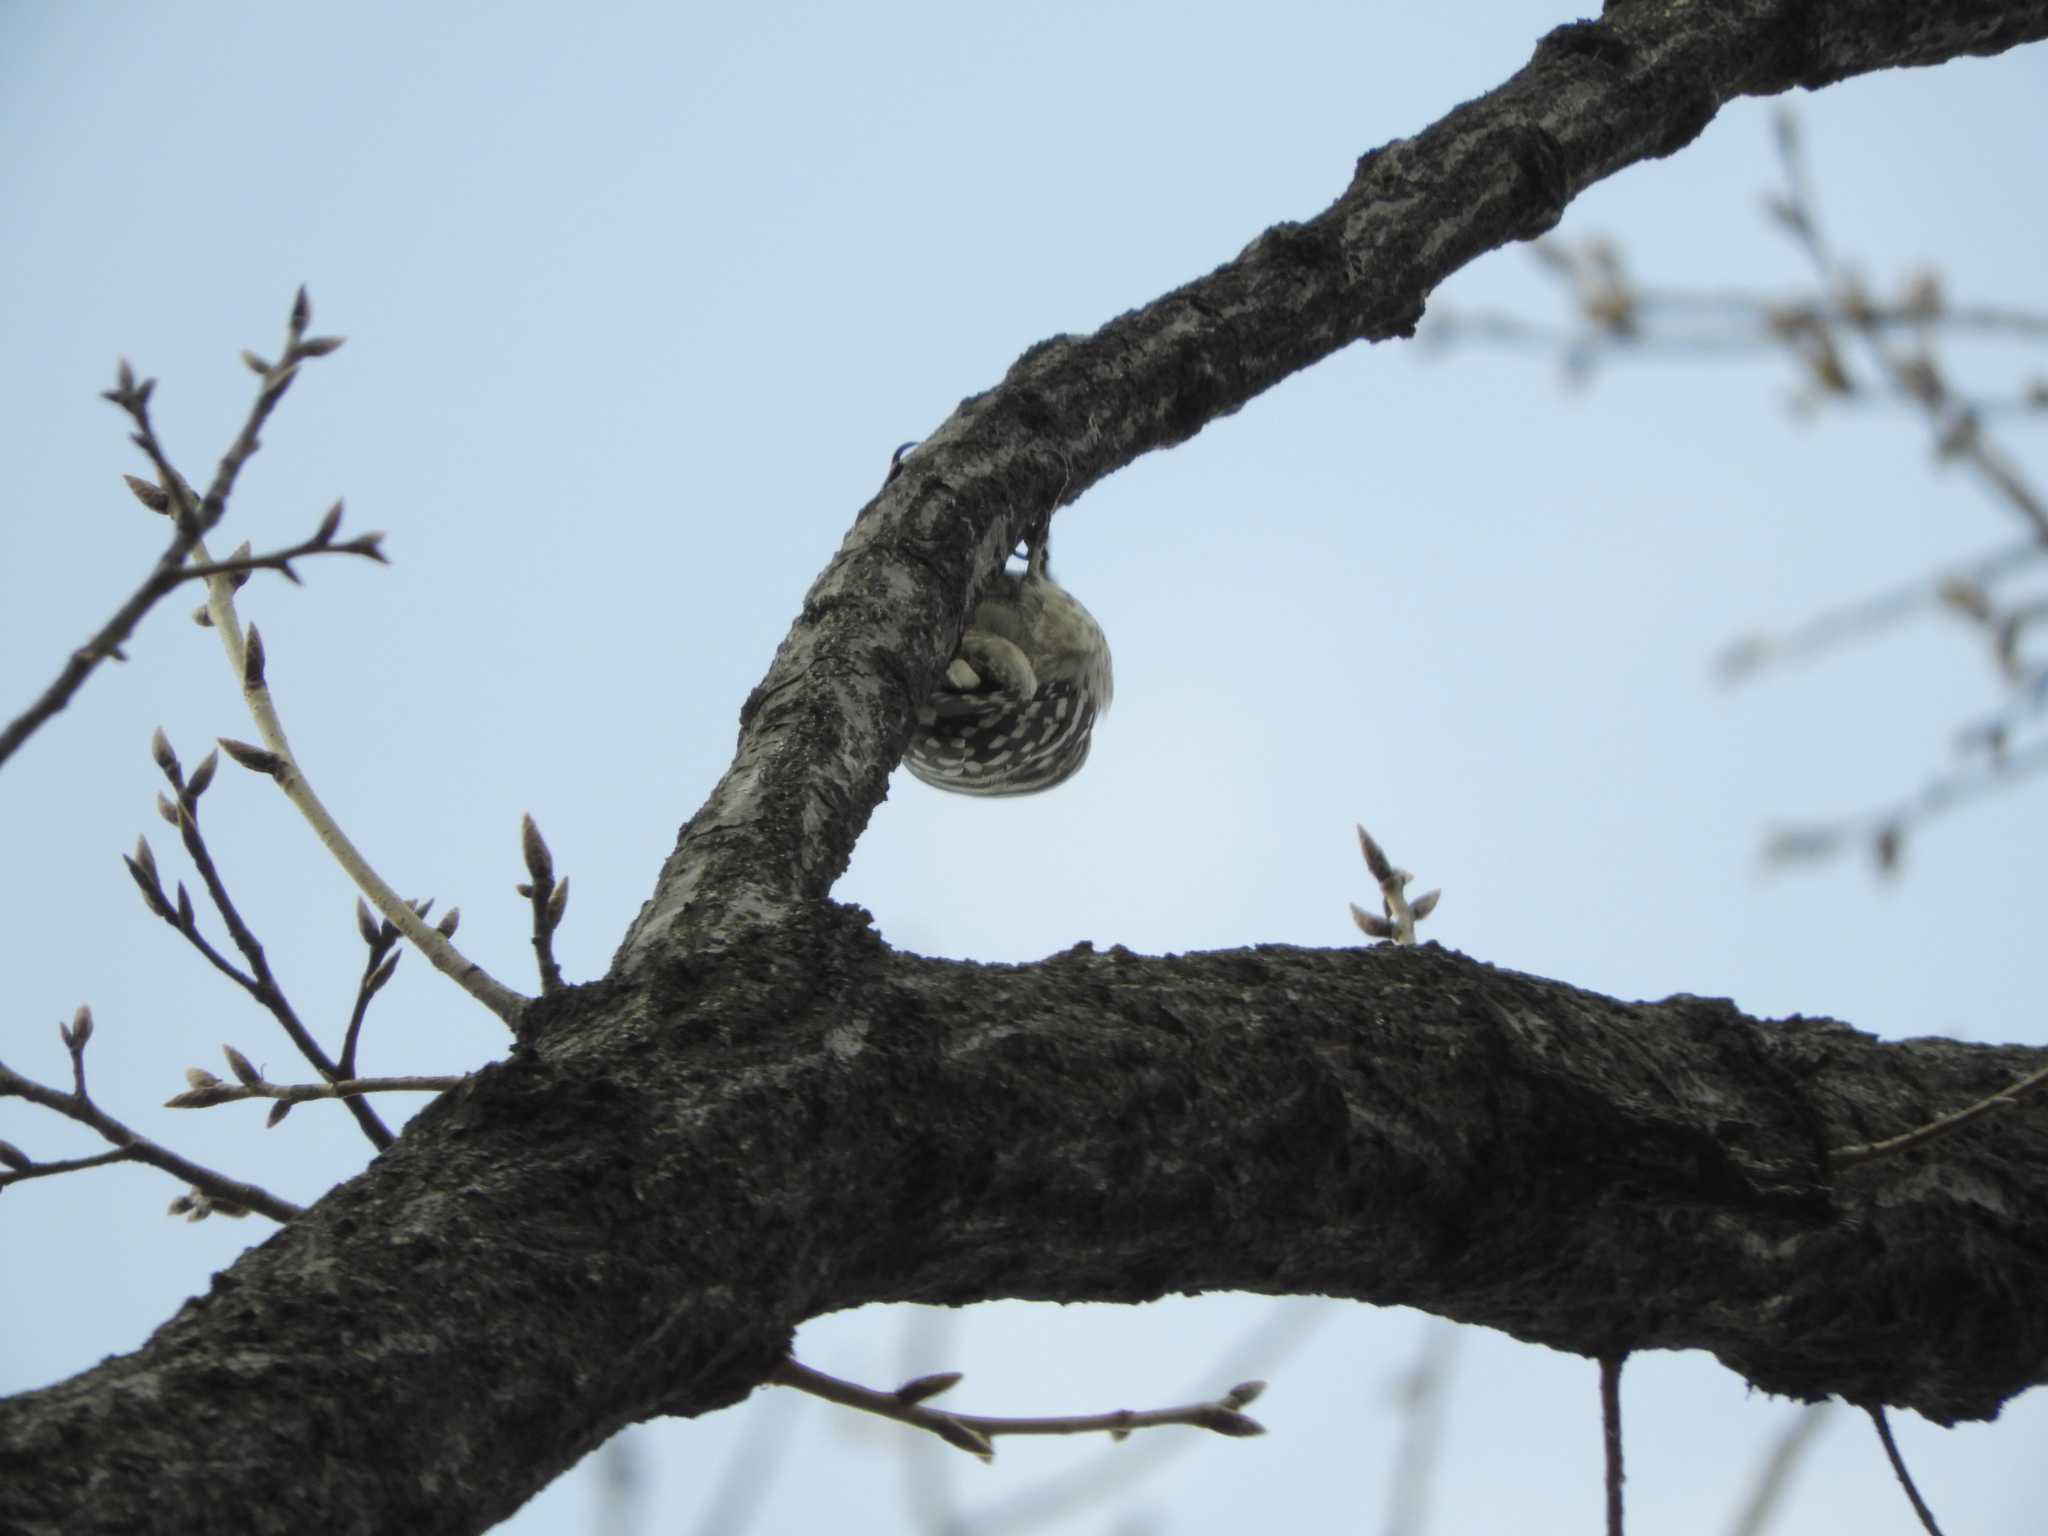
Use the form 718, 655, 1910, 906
4, 934, 2047, 1533
7, 5, 2048, 1534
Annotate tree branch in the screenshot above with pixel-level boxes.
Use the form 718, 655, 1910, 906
166, 1070, 465, 1113
1601, 1355, 1628, 1536
7, 6, 2048, 1533
769, 1357, 1264, 1460
1865, 1404, 1948, 1536
613, 0, 2048, 968
5, 934, 2048, 1532
208, 609, 526, 1027
0, 321, 331, 771
0, 1055, 302, 1223
134, 736, 396, 1149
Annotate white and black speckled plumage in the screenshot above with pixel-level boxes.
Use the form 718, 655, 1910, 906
905, 552, 1112, 797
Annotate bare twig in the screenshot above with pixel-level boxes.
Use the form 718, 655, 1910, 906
206, 614, 524, 1024
0, 1034, 301, 1223
1600, 1354, 1627, 1536
770, 1357, 1265, 1463
90, 292, 526, 1026
897, 1305, 968, 1535
1831, 1056, 2048, 1168
0, 1147, 135, 1188
174, 516, 385, 589
337, 897, 459, 1081
1430, 292, 2048, 356
340, 898, 404, 1082
1430, 129, 2048, 695
1414, 114, 2048, 875
685, 1387, 798, 1536
1762, 730, 2048, 875
1428, 268, 2048, 422
591, 1434, 646, 1536
1351, 823, 1440, 945
167, 1062, 465, 1113
1431, 121, 2048, 871
1726, 1402, 1835, 1536
936, 1300, 1332, 1536
517, 814, 569, 995
1714, 537, 2044, 684
60, 1003, 93, 1099
1768, 110, 2048, 545
1864, 1405, 1946, 1536
1380, 1323, 1460, 1536
0, 303, 348, 772
132, 736, 394, 1150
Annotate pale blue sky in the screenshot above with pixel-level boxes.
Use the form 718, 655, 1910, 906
4, 5, 2046, 1532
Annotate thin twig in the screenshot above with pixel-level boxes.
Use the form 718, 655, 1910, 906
1438, 124, 2048, 870
1864, 1405, 1947, 1536
898, 1305, 967, 1535
337, 917, 398, 1081
63, 1005, 92, 1100
0, 319, 346, 770
1646, 292, 2048, 338
0, 527, 201, 770
1769, 111, 2048, 545
685, 1388, 798, 1536
132, 743, 394, 1150
337, 896, 454, 1081
1600, 1354, 1627, 1536
771, 1357, 1265, 1463
0, 1055, 301, 1222
1380, 1323, 1460, 1536
207, 608, 525, 1025
167, 1070, 465, 1111
1715, 537, 2043, 685
1726, 1402, 1834, 1536
1831, 1056, 2048, 1168
0, 294, 344, 769
592, 1434, 645, 1536
94, 291, 525, 1026
173, 523, 384, 589
0, 1147, 135, 1187
942, 1300, 1331, 1536
518, 814, 569, 995
1427, 298, 2048, 375
1763, 729, 2048, 875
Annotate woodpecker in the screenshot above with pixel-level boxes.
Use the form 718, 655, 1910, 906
904, 525, 1113, 797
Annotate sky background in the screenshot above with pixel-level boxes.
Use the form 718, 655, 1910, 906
4, 4, 2047, 1533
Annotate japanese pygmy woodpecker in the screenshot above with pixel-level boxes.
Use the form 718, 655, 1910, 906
903, 523, 1112, 797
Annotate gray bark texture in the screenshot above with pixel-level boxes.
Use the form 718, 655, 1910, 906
7, 1, 2048, 1531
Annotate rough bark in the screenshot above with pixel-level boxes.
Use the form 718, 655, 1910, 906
7, 1, 2048, 1532
5, 929, 2048, 1534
